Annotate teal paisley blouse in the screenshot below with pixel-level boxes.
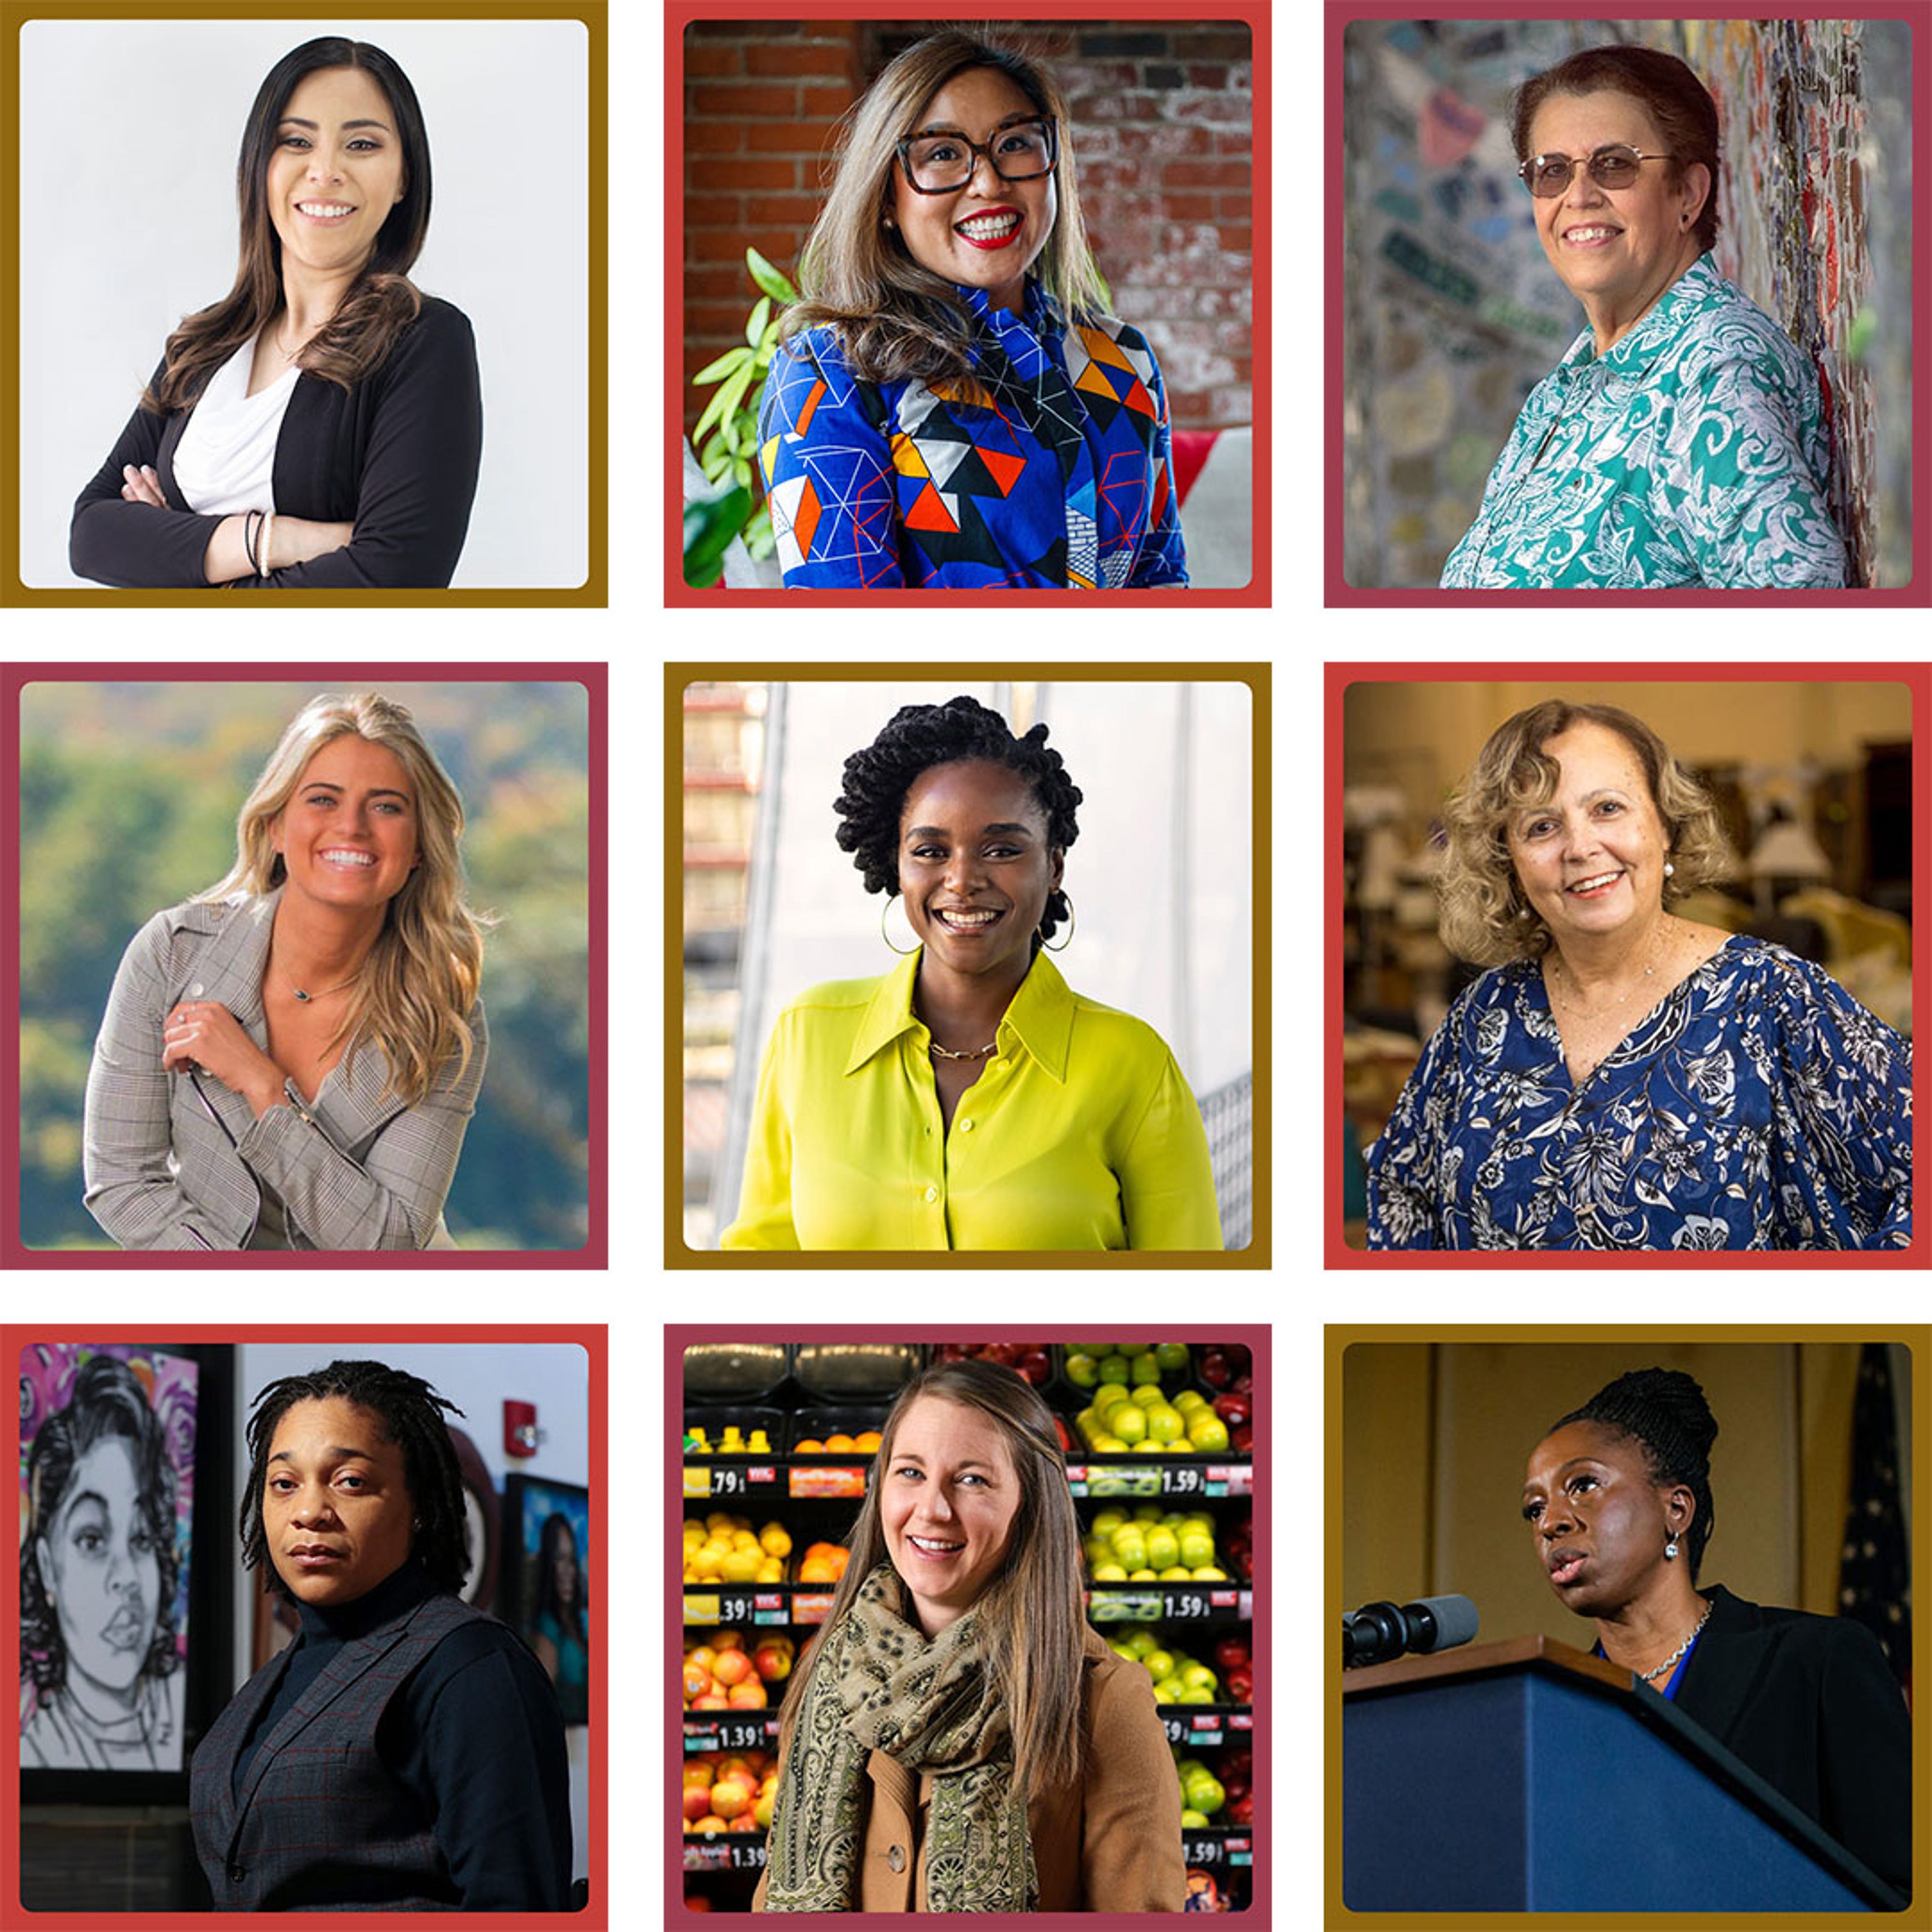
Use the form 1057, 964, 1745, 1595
1440, 257, 1847, 589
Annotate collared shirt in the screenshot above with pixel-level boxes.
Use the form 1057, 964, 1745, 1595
758, 280, 1187, 589
720, 948, 1222, 1250
1364, 937, 1911, 1250
1440, 256, 1847, 588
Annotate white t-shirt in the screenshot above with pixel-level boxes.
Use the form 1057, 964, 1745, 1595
171, 334, 299, 515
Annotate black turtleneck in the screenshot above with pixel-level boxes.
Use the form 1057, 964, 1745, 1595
233, 1561, 572, 1910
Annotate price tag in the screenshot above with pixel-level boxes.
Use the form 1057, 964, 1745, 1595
1162, 1715, 1190, 1745
729, 1842, 769, 1871
708, 1465, 746, 1497
1162, 1463, 1203, 1495
682, 1465, 712, 1498
1163, 1588, 1210, 1620
1182, 1833, 1223, 1866
718, 1717, 772, 1749
1085, 1464, 1161, 1498
713, 1591, 754, 1624
1085, 1587, 1163, 1623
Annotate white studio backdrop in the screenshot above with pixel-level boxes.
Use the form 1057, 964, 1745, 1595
225, 1340, 592, 1880
17, 16, 589, 590
716, 680, 1255, 1232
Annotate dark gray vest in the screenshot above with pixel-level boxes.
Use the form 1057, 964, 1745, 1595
190, 1589, 486, 1911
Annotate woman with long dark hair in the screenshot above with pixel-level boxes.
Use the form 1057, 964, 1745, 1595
20, 1354, 184, 1771
528, 1512, 589, 1728
758, 29, 1186, 589
753, 1360, 1183, 1911
69, 37, 481, 588
190, 1361, 571, 1909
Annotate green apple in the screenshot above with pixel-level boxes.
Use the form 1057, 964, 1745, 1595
1131, 1350, 1162, 1386
1151, 1675, 1186, 1703
1092, 1435, 1129, 1453
1093, 1382, 1130, 1416
1134, 1504, 1165, 1522
1155, 1342, 1192, 1374
1179, 1530, 1215, 1568
1110, 1403, 1148, 1445
1184, 1773, 1225, 1815
1180, 1663, 1218, 1692
1146, 1405, 1184, 1445
1190, 1566, 1228, 1581
1122, 1628, 1160, 1659
1164, 1439, 1192, 1453
1159, 1566, 1193, 1580
1142, 1649, 1176, 1681
1186, 1414, 1231, 1454
1181, 1808, 1210, 1829
1064, 1350, 1100, 1388
1179, 1686, 1217, 1705
1146, 1527, 1180, 1570
1092, 1562, 1127, 1582
1092, 1508, 1127, 1536
1128, 1568, 1159, 1581
1173, 1389, 1208, 1414
1098, 1353, 1132, 1386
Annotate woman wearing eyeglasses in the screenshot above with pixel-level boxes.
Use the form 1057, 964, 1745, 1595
1440, 46, 1847, 590
757, 30, 1186, 590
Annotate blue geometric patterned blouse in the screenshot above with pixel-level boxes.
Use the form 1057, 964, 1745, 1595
1439, 257, 1847, 589
758, 280, 1186, 589
1365, 937, 1911, 1250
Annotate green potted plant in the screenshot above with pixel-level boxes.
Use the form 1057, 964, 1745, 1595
684, 248, 798, 587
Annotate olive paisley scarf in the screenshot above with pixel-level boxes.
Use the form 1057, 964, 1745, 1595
762, 1565, 1037, 1912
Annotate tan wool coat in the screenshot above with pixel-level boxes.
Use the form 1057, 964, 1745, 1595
752, 1624, 1186, 1912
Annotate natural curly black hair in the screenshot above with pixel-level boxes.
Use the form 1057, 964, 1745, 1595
240, 1360, 470, 1599
832, 695, 1083, 943
1548, 1367, 1719, 1582
21, 1353, 182, 1691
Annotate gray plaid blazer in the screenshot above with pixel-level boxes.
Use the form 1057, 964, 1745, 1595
82, 892, 485, 1250
190, 1588, 487, 1911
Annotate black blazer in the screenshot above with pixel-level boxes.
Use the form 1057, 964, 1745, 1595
70, 296, 481, 589
1673, 1584, 1911, 1897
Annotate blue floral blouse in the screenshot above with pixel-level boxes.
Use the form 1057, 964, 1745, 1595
1440, 256, 1847, 589
1364, 937, 1911, 1250
758, 280, 1186, 590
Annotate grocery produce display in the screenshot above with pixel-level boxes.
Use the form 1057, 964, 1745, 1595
680, 1341, 1257, 1910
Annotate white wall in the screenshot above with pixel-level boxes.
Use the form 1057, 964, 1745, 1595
18, 16, 589, 589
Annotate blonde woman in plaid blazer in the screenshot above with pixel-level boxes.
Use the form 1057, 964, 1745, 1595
83, 694, 485, 1250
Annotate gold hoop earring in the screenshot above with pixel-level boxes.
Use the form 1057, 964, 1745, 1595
880, 894, 918, 955
1039, 894, 1075, 952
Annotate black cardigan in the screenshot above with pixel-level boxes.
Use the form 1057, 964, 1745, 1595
69, 296, 481, 589
1672, 1584, 1911, 1896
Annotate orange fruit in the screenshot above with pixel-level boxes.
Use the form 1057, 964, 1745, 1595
798, 1558, 836, 1585
824, 1433, 857, 1452
793, 1437, 824, 1455
855, 1430, 883, 1451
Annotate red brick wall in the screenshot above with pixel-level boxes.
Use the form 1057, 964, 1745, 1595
680, 18, 1253, 442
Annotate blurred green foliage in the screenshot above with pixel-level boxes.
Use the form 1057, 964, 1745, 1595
17, 682, 592, 1251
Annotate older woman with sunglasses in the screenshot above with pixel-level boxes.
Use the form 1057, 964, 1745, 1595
1440, 46, 1847, 590
758, 29, 1185, 590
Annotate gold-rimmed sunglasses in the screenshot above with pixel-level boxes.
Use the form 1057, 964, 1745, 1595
1518, 143, 1676, 198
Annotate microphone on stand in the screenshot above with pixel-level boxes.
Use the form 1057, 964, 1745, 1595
1342, 1594, 1479, 1668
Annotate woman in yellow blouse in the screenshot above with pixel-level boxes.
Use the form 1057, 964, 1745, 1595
721, 696, 1222, 1250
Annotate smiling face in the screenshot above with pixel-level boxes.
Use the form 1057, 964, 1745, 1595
880, 1396, 1023, 1636
33, 1438, 160, 1706
896, 758, 1063, 985
1522, 1420, 1687, 1618
890, 66, 1057, 315
273, 734, 421, 914
1526, 90, 1705, 329
266, 66, 407, 285
1504, 722, 1671, 948
265, 1396, 416, 1607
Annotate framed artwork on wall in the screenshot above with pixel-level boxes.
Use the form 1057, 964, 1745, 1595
18, 1341, 233, 1804
501, 1474, 590, 1730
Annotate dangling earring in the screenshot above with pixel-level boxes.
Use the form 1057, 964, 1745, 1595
1039, 893, 1076, 952
880, 894, 918, 955
1664, 1532, 1679, 1560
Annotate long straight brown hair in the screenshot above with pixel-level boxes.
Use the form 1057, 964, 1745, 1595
781, 29, 1110, 386
775, 1358, 1087, 1806
144, 38, 432, 413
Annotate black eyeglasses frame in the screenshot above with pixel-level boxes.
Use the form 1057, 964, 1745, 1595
895, 116, 1059, 196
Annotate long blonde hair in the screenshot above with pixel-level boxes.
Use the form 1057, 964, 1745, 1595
777, 1359, 1087, 1806
780, 29, 1110, 385
1438, 700, 1735, 966
198, 693, 485, 1106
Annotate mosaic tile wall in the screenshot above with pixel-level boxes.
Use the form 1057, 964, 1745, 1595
1342, 17, 1911, 588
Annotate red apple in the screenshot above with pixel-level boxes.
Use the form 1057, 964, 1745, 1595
684, 1785, 715, 1822
752, 1643, 792, 1683
1213, 1394, 1250, 1429
727, 1814, 761, 1833
1227, 1791, 1254, 1827
1199, 1349, 1230, 1389
1213, 1637, 1250, 1670
1232, 1423, 1253, 1456
1226, 1666, 1253, 1703
1016, 1347, 1051, 1385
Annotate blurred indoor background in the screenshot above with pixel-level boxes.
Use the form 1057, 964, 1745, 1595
1341, 18, 1912, 588
1341, 1340, 1912, 1682
1340, 680, 1913, 1243
17, 682, 591, 1251
682, 679, 1254, 1249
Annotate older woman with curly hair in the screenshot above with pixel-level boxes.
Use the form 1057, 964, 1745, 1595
721, 695, 1221, 1250
1440, 46, 1846, 589
1365, 701, 1911, 1249
83, 692, 487, 1250
757, 29, 1185, 590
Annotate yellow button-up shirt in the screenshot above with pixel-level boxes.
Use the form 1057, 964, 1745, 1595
719, 949, 1223, 1251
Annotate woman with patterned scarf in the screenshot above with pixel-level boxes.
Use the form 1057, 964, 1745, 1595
753, 1359, 1184, 1911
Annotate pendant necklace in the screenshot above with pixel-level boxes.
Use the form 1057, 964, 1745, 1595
285, 973, 359, 1004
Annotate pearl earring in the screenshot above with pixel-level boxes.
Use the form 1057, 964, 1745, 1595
1664, 1533, 1679, 1559
1663, 861, 1675, 877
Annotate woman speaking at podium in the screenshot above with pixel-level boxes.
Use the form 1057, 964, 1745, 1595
1522, 1368, 1910, 1896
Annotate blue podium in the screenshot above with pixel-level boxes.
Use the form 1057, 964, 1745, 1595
1343, 1634, 1904, 1913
